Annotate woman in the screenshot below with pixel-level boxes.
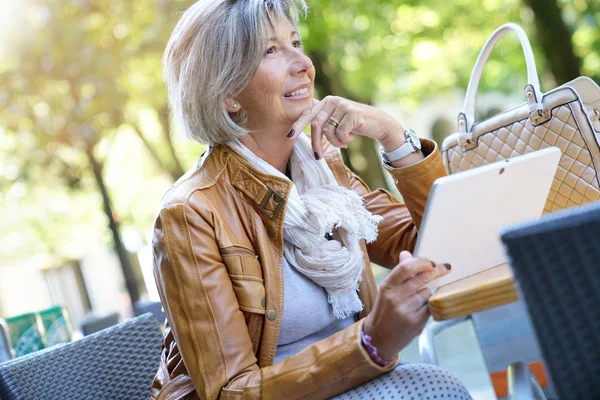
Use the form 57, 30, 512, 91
151, 0, 472, 399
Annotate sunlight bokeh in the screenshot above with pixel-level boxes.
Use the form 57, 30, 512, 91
0, 0, 26, 56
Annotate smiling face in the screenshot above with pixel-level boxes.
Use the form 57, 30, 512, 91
232, 16, 315, 134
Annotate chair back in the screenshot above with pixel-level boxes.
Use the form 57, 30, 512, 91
501, 201, 600, 400
81, 312, 120, 336
133, 301, 166, 325
0, 313, 162, 400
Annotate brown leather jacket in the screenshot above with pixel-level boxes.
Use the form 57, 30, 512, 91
150, 138, 446, 400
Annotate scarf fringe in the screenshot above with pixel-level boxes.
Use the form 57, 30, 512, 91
328, 289, 365, 320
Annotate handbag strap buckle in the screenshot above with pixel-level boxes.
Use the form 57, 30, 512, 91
530, 109, 550, 125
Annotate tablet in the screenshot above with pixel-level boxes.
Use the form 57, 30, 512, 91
415, 146, 561, 289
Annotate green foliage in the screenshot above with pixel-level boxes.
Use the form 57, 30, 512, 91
302, 0, 529, 107
0, 0, 595, 268
303, 0, 599, 107
0, 0, 202, 265
560, 0, 600, 81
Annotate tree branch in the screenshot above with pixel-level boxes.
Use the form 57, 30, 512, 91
158, 105, 185, 179
131, 122, 180, 181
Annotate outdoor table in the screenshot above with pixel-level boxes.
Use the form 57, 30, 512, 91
428, 263, 518, 321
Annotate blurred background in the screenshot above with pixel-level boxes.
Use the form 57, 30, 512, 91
0, 0, 597, 395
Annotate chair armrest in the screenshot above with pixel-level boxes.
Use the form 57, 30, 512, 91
507, 361, 547, 400
419, 316, 470, 365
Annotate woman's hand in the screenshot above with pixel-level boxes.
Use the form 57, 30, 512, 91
363, 251, 451, 361
288, 96, 404, 159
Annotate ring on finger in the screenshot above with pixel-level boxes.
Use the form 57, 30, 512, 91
327, 117, 340, 128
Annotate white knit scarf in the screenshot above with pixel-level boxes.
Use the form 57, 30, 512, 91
227, 134, 383, 319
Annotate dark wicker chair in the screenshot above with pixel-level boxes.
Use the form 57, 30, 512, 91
0, 313, 162, 400
133, 301, 166, 326
81, 312, 120, 336
501, 201, 600, 400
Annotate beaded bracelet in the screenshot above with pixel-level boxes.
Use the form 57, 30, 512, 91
360, 325, 395, 367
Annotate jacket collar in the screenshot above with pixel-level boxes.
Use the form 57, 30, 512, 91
204, 141, 350, 223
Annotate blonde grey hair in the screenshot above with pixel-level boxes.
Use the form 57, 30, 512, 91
164, 0, 309, 145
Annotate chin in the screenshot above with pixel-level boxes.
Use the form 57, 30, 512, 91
286, 109, 309, 124
279, 94, 313, 123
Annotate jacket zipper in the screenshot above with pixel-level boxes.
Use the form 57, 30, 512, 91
220, 247, 259, 260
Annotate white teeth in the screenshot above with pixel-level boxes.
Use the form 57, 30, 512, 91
285, 87, 308, 97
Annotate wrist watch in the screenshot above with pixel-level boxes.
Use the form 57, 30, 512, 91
380, 128, 422, 165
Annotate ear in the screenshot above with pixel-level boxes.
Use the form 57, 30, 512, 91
225, 98, 240, 113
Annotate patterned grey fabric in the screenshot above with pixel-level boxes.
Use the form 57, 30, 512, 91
501, 201, 600, 400
331, 363, 472, 400
0, 313, 162, 400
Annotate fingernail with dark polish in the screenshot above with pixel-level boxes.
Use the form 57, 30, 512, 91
431, 261, 436, 268
444, 263, 452, 270
287, 129, 295, 138
314, 152, 320, 160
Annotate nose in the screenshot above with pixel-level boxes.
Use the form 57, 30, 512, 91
290, 50, 313, 77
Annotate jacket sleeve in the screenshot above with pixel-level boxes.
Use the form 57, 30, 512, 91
153, 200, 400, 400
349, 139, 447, 268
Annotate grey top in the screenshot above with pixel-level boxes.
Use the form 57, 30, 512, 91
274, 254, 354, 363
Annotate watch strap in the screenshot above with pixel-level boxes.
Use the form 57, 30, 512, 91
382, 141, 416, 163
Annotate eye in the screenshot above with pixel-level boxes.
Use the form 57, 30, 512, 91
266, 45, 276, 55
292, 40, 303, 48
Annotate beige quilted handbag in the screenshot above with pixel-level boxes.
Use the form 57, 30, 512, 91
442, 23, 600, 213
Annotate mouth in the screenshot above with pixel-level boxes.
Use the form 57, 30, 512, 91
283, 83, 311, 99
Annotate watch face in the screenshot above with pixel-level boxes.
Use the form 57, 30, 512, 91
406, 129, 422, 150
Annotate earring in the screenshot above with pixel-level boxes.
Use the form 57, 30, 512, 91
233, 104, 238, 109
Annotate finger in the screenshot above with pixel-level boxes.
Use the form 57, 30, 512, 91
387, 256, 436, 285
323, 108, 349, 148
289, 98, 325, 139
405, 285, 432, 309
323, 125, 348, 149
414, 303, 431, 331
310, 121, 322, 158
416, 262, 452, 286
322, 112, 349, 149
311, 105, 337, 158
335, 110, 359, 144
335, 122, 355, 146
399, 250, 412, 263
402, 301, 431, 341
404, 274, 432, 298
310, 97, 338, 158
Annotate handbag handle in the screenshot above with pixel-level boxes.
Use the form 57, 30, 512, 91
458, 23, 544, 141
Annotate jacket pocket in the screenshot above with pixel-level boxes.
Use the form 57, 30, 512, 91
220, 388, 243, 400
220, 247, 266, 315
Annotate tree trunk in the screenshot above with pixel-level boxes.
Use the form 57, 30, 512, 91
523, 0, 582, 84
159, 105, 186, 179
86, 146, 141, 307
132, 123, 181, 182
309, 51, 389, 191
